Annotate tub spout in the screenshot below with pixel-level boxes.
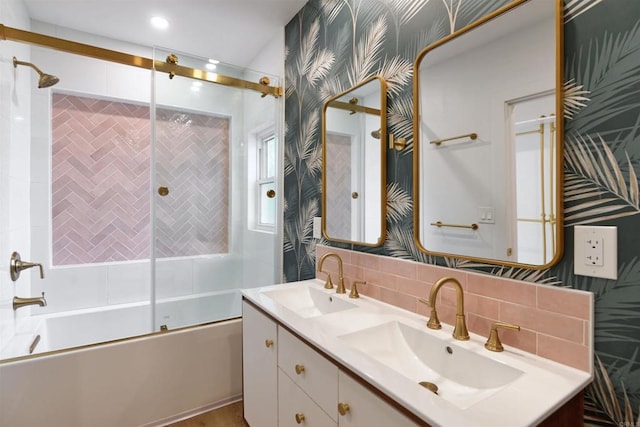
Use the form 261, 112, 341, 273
13, 292, 47, 310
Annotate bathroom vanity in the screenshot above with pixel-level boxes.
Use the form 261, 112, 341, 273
241, 280, 590, 426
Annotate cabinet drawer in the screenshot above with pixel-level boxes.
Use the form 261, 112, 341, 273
337, 371, 420, 427
278, 369, 337, 427
278, 327, 338, 419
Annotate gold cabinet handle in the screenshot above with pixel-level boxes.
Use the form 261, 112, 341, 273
265, 339, 274, 348
266, 189, 276, 198
295, 364, 305, 375
338, 402, 350, 416
295, 413, 305, 424
351, 191, 359, 199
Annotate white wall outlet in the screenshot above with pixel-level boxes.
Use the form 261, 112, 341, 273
574, 225, 617, 279
313, 217, 322, 239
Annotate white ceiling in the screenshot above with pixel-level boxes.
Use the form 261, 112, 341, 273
22, 0, 308, 67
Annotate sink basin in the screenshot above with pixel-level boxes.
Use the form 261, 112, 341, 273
261, 285, 357, 318
338, 321, 523, 409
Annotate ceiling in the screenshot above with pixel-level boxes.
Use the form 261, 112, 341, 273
22, 0, 308, 67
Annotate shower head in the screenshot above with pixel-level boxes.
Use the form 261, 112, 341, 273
13, 56, 60, 88
371, 129, 381, 139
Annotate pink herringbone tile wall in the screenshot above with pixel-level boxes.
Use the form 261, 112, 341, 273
316, 245, 593, 373
52, 94, 229, 265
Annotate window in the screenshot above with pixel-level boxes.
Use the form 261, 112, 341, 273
257, 133, 276, 228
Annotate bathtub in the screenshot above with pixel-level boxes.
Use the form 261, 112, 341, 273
0, 289, 243, 426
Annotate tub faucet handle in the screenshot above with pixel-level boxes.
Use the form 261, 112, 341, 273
10, 251, 44, 281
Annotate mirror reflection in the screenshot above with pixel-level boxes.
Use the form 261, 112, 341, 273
414, 0, 562, 267
322, 76, 387, 246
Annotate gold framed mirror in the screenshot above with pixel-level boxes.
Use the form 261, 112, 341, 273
413, 0, 563, 268
322, 76, 387, 246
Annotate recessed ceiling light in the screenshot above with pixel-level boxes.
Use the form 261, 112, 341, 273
151, 16, 169, 30
208, 59, 220, 64
205, 63, 217, 71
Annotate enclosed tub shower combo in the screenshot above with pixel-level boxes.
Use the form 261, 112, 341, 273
0, 23, 283, 426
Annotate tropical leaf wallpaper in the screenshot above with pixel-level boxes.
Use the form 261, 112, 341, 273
284, 0, 640, 422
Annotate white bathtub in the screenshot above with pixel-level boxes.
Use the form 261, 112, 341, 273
1, 289, 241, 358
0, 290, 244, 426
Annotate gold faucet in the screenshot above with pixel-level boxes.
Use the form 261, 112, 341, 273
419, 277, 469, 341
13, 292, 47, 310
318, 253, 346, 294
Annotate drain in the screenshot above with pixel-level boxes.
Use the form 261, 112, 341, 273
419, 381, 439, 395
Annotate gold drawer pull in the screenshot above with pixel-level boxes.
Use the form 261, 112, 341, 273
338, 402, 350, 416
295, 364, 305, 375
295, 413, 305, 424
265, 339, 274, 348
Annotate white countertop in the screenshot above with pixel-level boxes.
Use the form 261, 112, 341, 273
242, 279, 592, 427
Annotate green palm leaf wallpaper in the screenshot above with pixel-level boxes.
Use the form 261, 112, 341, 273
284, 0, 640, 422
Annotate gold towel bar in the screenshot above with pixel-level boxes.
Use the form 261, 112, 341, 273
430, 221, 479, 230
430, 132, 478, 146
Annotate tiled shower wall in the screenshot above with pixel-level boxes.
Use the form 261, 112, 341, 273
0, 0, 32, 357
51, 93, 229, 265
317, 245, 593, 373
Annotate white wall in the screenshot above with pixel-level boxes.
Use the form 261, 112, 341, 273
0, 0, 32, 358
242, 30, 285, 285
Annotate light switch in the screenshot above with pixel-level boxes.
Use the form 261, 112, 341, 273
313, 217, 322, 239
574, 226, 617, 279
478, 207, 495, 224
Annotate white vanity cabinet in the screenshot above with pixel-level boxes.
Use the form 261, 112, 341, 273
242, 301, 278, 427
242, 299, 422, 427
278, 327, 338, 419
278, 369, 337, 427
337, 371, 418, 427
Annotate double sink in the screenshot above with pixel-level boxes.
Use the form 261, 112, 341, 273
244, 278, 591, 426
261, 284, 521, 409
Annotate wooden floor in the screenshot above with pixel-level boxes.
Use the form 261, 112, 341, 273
166, 401, 248, 427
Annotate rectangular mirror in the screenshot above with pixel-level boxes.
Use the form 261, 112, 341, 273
322, 76, 387, 246
413, 0, 563, 268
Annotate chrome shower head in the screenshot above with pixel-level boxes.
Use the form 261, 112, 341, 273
371, 129, 381, 139
13, 56, 60, 88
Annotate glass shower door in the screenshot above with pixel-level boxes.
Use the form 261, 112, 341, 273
151, 49, 282, 331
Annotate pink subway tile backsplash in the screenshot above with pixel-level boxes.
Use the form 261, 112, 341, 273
500, 302, 585, 343
467, 274, 537, 307
316, 244, 593, 373
378, 256, 417, 279
537, 285, 592, 320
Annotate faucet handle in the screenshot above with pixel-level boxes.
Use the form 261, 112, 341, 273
349, 280, 365, 299
485, 321, 520, 352
418, 298, 441, 330
10, 252, 45, 281
323, 273, 334, 289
